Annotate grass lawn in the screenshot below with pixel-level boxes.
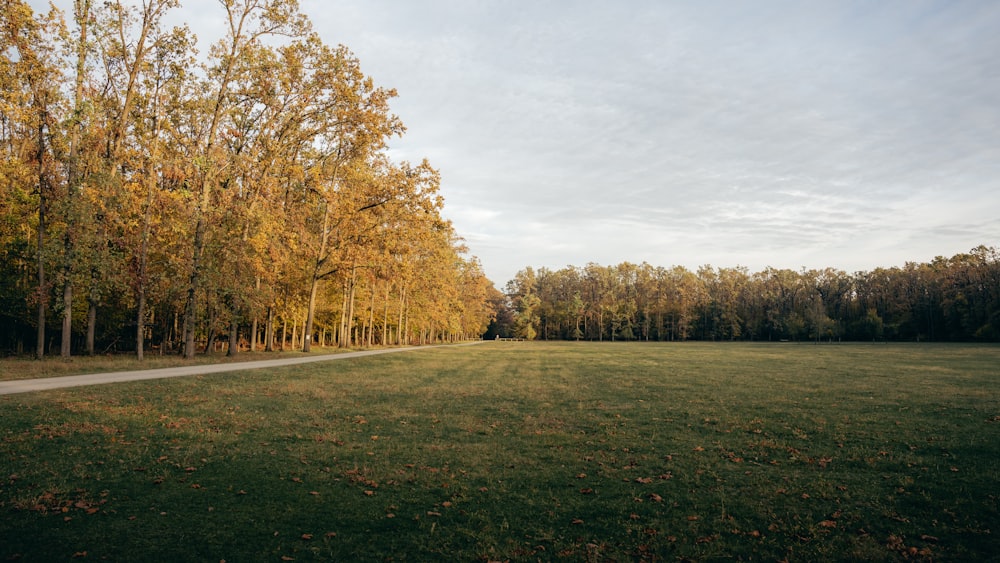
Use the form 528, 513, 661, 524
1, 342, 998, 561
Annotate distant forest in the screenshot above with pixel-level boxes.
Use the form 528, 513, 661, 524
489, 246, 1000, 343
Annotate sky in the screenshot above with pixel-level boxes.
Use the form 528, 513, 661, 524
31, 0, 1000, 285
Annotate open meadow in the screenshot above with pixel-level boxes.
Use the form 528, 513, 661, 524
1, 342, 998, 561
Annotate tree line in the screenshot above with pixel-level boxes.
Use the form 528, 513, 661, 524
1, 0, 496, 358
493, 246, 1000, 343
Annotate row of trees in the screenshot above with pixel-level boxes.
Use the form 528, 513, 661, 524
496, 246, 1000, 342
1, 0, 496, 358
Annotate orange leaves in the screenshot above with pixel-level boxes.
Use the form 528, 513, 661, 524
26, 490, 105, 516
886, 534, 935, 558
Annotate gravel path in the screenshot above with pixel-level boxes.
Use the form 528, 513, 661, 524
0, 342, 483, 396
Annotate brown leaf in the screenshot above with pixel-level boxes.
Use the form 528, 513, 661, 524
687, 515, 700, 521
693, 446, 705, 452
571, 518, 584, 525
648, 493, 663, 503
819, 520, 837, 528
634, 477, 653, 484
426, 511, 441, 517
363, 490, 374, 496
280, 557, 294, 561
300, 533, 313, 540
579, 488, 594, 494
309, 491, 319, 496
576, 473, 587, 479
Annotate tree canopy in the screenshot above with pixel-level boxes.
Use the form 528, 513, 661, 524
0, 0, 494, 357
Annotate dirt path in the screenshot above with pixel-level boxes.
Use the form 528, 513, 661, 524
0, 342, 484, 396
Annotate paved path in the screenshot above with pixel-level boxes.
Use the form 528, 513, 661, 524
0, 342, 483, 396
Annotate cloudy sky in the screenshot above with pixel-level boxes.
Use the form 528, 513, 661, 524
35, 1, 1000, 284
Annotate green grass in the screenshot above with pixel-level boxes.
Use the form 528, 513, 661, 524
1, 342, 998, 561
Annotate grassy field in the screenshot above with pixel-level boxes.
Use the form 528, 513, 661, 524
1, 342, 998, 561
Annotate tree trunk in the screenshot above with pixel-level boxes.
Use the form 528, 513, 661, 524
265, 306, 274, 352
396, 284, 406, 346
339, 282, 350, 348
366, 288, 375, 347
86, 292, 97, 355
382, 283, 390, 346
182, 214, 206, 358
204, 305, 217, 355
35, 125, 47, 360
136, 289, 146, 361
303, 276, 319, 352
227, 319, 238, 357
61, 278, 73, 357
345, 269, 357, 348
